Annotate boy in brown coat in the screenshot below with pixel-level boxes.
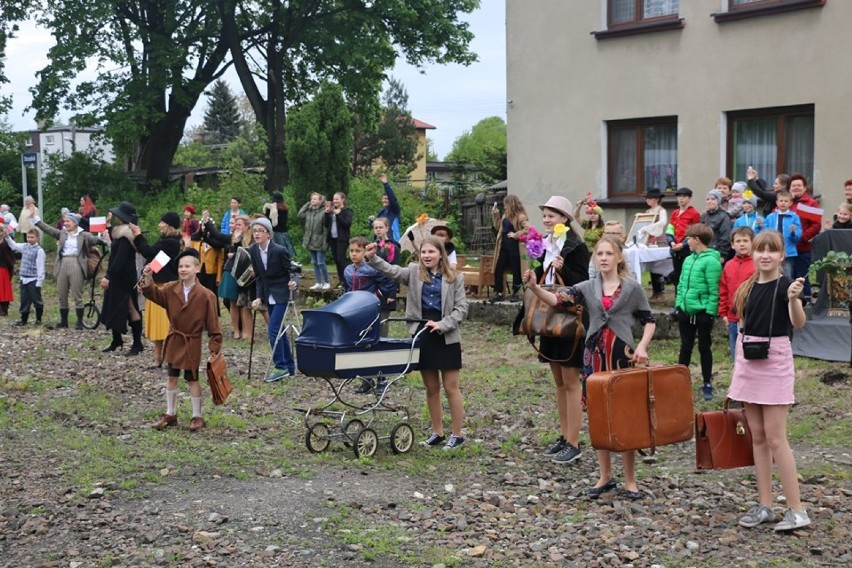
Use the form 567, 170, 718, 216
140, 249, 223, 431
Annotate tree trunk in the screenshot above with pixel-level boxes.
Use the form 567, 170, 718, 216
137, 106, 192, 191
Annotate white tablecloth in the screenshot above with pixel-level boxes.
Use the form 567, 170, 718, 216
623, 244, 674, 282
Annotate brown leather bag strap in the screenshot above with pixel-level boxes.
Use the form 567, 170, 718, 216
647, 366, 657, 456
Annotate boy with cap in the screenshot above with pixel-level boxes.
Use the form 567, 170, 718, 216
733, 191, 764, 231
668, 188, 701, 292
249, 217, 298, 382
700, 189, 732, 261
140, 248, 223, 432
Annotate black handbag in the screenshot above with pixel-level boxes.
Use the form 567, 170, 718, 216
741, 278, 780, 361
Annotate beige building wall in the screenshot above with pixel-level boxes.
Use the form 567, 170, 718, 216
507, 0, 851, 228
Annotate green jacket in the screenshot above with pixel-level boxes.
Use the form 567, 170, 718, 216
298, 200, 327, 252
675, 248, 722, 316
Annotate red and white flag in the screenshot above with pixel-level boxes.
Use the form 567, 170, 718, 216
795, 203, 823, 224
149, 250, 171, 273
88, 216, 107, 233
7, 219, 17, 230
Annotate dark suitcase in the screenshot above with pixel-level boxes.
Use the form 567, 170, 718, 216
587, 365, 694, 453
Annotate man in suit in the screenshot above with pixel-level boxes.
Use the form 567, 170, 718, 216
249, 217, 297, 382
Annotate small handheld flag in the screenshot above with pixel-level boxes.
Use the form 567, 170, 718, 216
149, 250, 171, 273
88, 216, 107, 233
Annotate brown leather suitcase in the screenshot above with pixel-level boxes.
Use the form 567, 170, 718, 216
586, 365, 694, 453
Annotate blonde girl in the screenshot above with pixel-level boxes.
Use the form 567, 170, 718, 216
524, 236, 655, 499
490, 195, 529, 302
298, 192, 329, 289
365, 235, 469, 450
324, 191, 353, 289
728, 231, 809, 531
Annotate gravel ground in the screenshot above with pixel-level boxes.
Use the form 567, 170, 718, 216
1, 316, 850, 567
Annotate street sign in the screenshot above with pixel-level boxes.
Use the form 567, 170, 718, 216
22, 152, 38, 165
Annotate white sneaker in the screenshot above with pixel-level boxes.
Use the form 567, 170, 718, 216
738, 504, 774, 528
321, 283, 331, 290
774, 508, 811, 532
309, 283, 321, 290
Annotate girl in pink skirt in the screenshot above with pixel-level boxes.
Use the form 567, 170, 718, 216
728, 230, 809, 532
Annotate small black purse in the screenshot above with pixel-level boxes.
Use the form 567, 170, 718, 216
741, 279, 780, 361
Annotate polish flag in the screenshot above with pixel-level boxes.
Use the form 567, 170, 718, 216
149, 250, 171, 273
795, 203, 823, 224
88, 216, 107, 233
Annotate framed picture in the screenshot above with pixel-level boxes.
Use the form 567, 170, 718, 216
626, 213, 659, 246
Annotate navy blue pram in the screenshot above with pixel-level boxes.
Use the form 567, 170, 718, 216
294, 291, 423, 458
296, 291, 420, 379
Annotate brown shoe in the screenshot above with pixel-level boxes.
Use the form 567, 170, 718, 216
149, 414, 177, 430
188, 417, 206, 432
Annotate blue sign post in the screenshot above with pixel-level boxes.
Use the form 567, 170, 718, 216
22, 152, 38, 165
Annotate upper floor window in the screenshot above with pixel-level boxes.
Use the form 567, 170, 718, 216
45, 135, 55, 145
608, 117, 678, 197
609, 0, 679, 27
726, 105, 814, 186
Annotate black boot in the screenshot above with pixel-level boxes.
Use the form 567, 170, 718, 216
35, 306, 43, 325
126, 320, 144, 356
102, 330, 124, 352
14, 312, 28, 326
57, 309, 69, 328
75, 308, 85, 330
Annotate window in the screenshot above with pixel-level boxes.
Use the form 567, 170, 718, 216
45, 135, 55, 145
714, 0, 825, 22
608, 117, 678, 197
727, 105, 814, 184
609, 0, 679, 27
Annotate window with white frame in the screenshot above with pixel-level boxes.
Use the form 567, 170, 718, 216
608, 117, 678, 197
45, 135, 55, 145
727, 105, 814, 184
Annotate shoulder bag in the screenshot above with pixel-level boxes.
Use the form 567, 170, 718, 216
207, 351, 232, 406
513, 266, 584, 361
695, 398, 754, 470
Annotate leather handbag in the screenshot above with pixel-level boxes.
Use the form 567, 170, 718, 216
695, 398, 754, 470
586, 364, 694, 454
513, 267, 585, 361
206, 352, 232, 406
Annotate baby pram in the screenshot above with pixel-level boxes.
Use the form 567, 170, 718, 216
295, 291, 426, 458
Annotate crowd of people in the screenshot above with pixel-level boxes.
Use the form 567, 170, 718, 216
2, 169, 847, 532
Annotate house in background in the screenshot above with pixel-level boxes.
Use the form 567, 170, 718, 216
25, 124, 116, 174
409, 118, 436, 188
507, 0, 847, 226
426, 160, 481, 190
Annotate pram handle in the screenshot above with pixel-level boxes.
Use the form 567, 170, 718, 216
383, 317, 429, 324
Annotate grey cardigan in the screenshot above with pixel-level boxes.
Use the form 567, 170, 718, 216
368, 255, 468, 344
560, 277, 652, 348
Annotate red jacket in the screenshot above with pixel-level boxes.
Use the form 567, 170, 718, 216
670, 206, 700, 244
718, 254, 754, 321
790, 193, 821, 253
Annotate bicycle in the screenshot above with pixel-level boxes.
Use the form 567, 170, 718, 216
81, 245, 109, 330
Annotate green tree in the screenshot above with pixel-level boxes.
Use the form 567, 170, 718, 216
29, 0, 232, 191
362, 78, 418, 177
202, 80, 241, 143
286, 81, 351, 208
222, 0, 478, 193
446, 116, 507, 184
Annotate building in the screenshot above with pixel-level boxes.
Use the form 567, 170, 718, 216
409, 118, 436, 188
25, 124, 115, 173
507, 0, 845, 227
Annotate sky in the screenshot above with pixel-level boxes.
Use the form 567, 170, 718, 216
2, 1, 506, 161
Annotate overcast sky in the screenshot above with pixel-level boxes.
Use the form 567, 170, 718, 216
3, 1, 505, 161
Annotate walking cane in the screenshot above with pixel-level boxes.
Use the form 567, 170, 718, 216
247, 307, 258, 380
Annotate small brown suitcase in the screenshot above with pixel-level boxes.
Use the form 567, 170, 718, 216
586, 365, 694, 453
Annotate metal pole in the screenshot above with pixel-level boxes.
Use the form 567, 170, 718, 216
20, 154, 27, 208
36, 153, 44, 223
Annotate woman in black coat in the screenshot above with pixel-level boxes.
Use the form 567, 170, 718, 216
130, 211, 182, 366
323, 191, 353, 289
100, 202, 143, 355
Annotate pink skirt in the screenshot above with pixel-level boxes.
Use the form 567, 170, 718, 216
727, 334, 795, 405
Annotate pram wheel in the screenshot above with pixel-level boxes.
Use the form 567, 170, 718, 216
390, 423, 414, 454
353, 427, 378, 458
342, 418, 365, 448
305, 423, 331, 453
